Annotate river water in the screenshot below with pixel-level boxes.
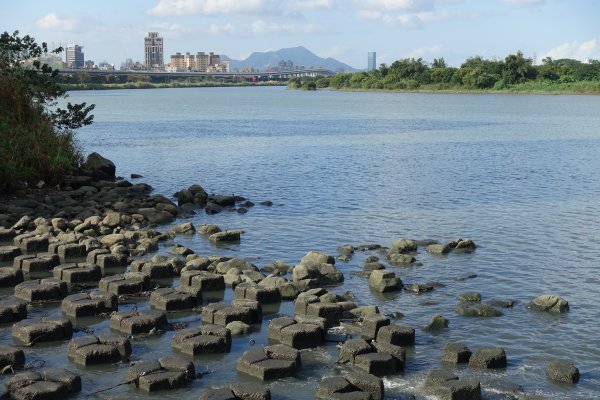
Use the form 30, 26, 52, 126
33, 87, 600, 398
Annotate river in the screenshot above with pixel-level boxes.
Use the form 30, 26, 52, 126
41, 86, 600, 398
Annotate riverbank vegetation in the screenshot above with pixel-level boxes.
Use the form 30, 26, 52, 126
0, 31, 94, 190
289, 52, 600, 94
59, 73, 285, 91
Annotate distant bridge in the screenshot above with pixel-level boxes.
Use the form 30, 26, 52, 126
58, 68, 336, 82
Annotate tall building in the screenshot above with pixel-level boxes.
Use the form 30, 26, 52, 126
368, 52, 376, 71
144, 32, 164, 70
196, 52, 209, 72
66, 44, 84, 68
209, 52, 220, 66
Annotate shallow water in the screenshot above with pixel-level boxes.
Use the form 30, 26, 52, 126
19, 87, 600, 398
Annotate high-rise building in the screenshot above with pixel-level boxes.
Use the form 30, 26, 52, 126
209, 52, 220, 66
66, 44, 84, 68
144, 32, 164, 70
196, 52, 209, 72
368, 52, 376, 71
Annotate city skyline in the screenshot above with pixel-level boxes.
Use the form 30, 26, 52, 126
2, 0, 600, 69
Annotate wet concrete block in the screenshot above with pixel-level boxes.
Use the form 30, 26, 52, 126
354, 353, 397, 376
0, 267, 24, 287
294, 314, 327, 331
158, 357, 195, 379
0, 297, 27, 323
150, 287, 198, 311
61, 291, 118, 317
68, 335, 131, 365
361, 315, 390, 341
12, 254, 35, 269
0, 246, 21, 262
425, 369, 459, 387
316, 377, 355, 398
11, 380, 69, 400
96, 253, 128, 269
130, 260, 174, 279
57, 243, 87, 261
202, 302, 255, 326
442, 342, 472, 364
264, 344, 301, 367
43, 368, 81, 393
231, 299, 262, 323
19, 254, 60, 273
0, 344, 25, 368
200, 387, 237, 400
230, 382, 271, 400
127, 359, 194, 392
86, 248, 110, 264
237, 346, 299, 381
14, 278, 68, 302
306, 302, 343, 328
53, 263, 102, 283
18, 236, 49, 253
0, 227, 16, 242
277, 322, 323, 349
234, 283, 281, 304
345, 371, 384, 400
172, 325, 232, 355
180, 270, 225, 291
468, 348, 507, 369
98, 273, 149, 295
110, 310, 167, 335
431, 378, 482, 400
339, 339, 373, 364
12, 317, 73, 344
375, 324, 415, 346
371, 341, 406, 371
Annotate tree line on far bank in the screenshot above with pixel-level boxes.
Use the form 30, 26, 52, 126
288, 51, 600, 93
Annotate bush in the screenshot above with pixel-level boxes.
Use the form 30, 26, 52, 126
0, 31, 94, 190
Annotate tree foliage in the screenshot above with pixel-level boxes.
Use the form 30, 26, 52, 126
0, 31, 95, 189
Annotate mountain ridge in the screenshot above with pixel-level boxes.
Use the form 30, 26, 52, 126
222, 46, 357, 72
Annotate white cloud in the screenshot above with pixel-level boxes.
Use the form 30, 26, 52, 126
500, 0, 545, 6
352, 0, 472, 29
540, 39, 600, 62
147, 22, 191, 33
35, 13, 77, 32
291, 0, 334, 10
250, 19, 319, 34
208, 23, 236, 34
147, 0, 277, 16
407, 44, 443, 58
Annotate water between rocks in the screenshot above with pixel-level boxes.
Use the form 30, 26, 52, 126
22, 86, 599, 398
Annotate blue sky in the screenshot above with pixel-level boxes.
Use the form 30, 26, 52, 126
2, 0, 599, 69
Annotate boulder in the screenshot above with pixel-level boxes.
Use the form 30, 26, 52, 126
547, 359, 580, 383
424, 315, 449, 331
389, 238, 417, 254
528, 295, 569, 313
83, 152, 116, 180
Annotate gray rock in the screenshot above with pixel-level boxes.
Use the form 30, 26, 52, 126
424, 315, 450, 331
354, 352, 397, 376
427, 242, 453, 255
455, 303, 502, 317
227, 321, 253, 335
209, 230, 242, 243
528, 295, 569, 313
170, 222, 196, 235
457, 292, 481, 302
83, 152, 116, 180
361, 314, 390, 341
339, 339, 373, 364
389, 238, 417, 254
376, 324, 415, 346
547, 359, 580, 383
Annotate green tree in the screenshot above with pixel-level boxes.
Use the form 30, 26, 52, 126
0, 31, 94, 189
503, 51, 535, 84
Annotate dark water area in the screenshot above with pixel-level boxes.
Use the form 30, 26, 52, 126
26, 86, 600, 398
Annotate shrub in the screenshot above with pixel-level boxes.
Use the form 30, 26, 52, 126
0, 31, 94, 190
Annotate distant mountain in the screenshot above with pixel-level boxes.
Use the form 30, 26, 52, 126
222, 46, 357, 72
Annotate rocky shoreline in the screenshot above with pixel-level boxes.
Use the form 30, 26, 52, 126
0, 153, 579, 399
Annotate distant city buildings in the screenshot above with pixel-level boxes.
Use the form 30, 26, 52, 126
144, 32, 164, 70
120, 58, 145, 71
167, 50, 228, 72
66, 44, 84, 68
368, 52, 376, 71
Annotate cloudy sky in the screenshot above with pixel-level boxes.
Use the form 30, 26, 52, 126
2, 0, 599, 68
